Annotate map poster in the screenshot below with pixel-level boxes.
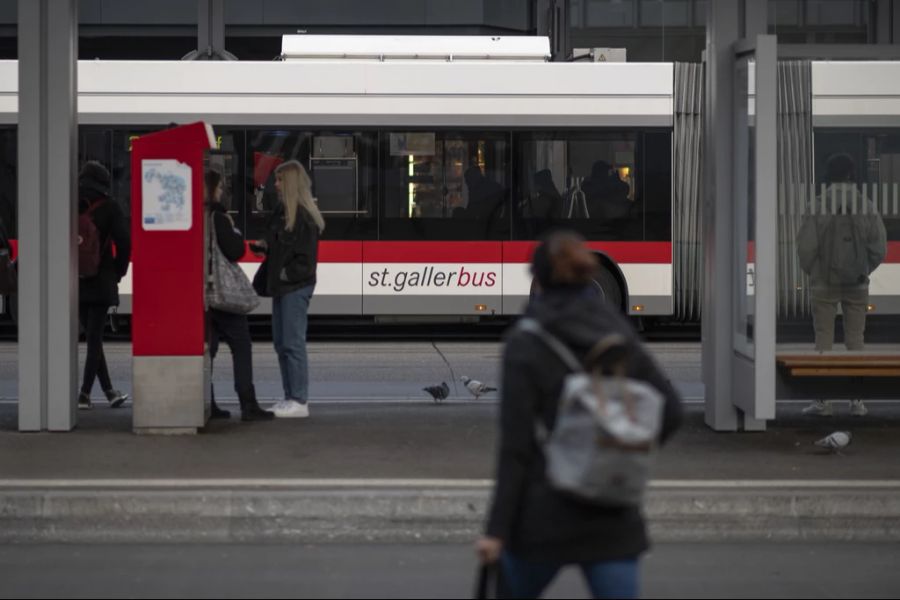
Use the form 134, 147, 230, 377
142, 159, 193, 231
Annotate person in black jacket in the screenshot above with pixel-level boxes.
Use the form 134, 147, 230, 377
583, 160, 632, 222
476, 231, 683, 599
205, 171, 273, 422
77, 161, 131, 410
252, 160, 324, 419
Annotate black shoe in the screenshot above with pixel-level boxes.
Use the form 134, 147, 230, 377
241, 404, 275, 422
210, 397, 231, 420
239, 386, 274, 422
104, 389, 129, 408
77, 392, 92, 411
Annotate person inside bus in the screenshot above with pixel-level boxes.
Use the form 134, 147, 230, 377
461, 165, 504, 220
530, 169, 564, 220
253, 160, 324, 419
77, 161, 131, 410
205, 170, 274, 422
413, 188, 442, 218
583, 160, 631, 222
797, 154, 887, 417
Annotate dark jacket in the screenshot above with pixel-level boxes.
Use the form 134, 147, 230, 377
256, 204, 318, 297
78, 196, 131, 306
485, 287, 683, 563
0, 216, 10, 253
208, 202, 245, 263
797, 184, 887, 289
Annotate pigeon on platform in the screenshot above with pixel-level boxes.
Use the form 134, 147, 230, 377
424, 382, 450, 403
814, 431, 852, 454
461, 376, 497, 399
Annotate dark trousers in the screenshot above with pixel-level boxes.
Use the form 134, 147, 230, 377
811, 286, 869, 351
79, 303, 113, 395
209, 309, 254, 398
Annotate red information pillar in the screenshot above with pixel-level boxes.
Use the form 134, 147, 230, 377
131, 122, 215, 434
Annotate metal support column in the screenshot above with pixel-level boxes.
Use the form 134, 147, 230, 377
185, 0, 235, 61
895, 0, 900, 43
874, 0, 890, 43
535, 0, 570, 61
741, 0, 767, 39
702, 0, 741, 431
17, 0, 79, 432
743, 0, 772, 432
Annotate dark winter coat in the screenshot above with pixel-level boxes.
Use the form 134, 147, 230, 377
208, 202, 245, 263
78, 196, 131, 307
254, 204, 318, 297
485, 287, 683, 563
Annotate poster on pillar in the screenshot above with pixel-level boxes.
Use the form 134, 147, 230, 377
141, 159, 193, 231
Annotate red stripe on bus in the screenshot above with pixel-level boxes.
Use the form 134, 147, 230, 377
8, 239, 900, 265
240, 240, 672, 264
503, 241, 673, 264
888, 241, 900, 263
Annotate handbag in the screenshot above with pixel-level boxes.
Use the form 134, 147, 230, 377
206, 213, 260, 314
473, 564, 504, 600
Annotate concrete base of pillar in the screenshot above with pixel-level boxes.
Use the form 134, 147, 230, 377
133, 355, 209, 434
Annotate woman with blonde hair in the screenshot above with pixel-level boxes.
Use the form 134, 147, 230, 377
253, 160, 324, 418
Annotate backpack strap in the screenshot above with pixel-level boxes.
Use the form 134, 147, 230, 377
518, 318, 588, 446
517, 318, 584, 373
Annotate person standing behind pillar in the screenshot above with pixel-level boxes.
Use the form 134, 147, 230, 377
798, 154, 887, 417
205, 170, 274, 422
77, 161, 131, 410
252, 160, 324, 419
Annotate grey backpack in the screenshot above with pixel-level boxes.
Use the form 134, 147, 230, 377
518, 319, 664, 507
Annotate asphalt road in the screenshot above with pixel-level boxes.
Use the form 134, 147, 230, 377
1, 542, 897, 599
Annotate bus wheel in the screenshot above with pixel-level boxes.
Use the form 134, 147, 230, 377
591, 265, 623, 311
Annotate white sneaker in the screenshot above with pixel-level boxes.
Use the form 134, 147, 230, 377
850, 399, 868, 417
270, 400, 288, 412
802, 400, 833, 416
274, 400, 309, 419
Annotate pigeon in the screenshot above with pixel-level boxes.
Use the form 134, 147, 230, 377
461, 376, 497, 399
814, 431, 852, 454
424, 382, 450, 403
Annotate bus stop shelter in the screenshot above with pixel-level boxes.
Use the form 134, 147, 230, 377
14, 0, 900, 432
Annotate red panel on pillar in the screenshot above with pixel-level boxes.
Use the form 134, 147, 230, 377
131, 122, 215, 357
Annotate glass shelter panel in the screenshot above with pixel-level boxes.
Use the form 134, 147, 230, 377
775, 59, 900, 409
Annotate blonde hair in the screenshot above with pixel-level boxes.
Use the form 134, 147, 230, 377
275, 160, 325, 233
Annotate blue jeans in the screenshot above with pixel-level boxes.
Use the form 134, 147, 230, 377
500, 552, 639, 599
272, 284, 314, 403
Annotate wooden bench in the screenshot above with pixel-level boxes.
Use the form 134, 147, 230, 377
776, 354, 900, 399
777, 355, 900, 377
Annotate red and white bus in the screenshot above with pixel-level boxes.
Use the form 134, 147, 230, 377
0, 37, 897, 321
